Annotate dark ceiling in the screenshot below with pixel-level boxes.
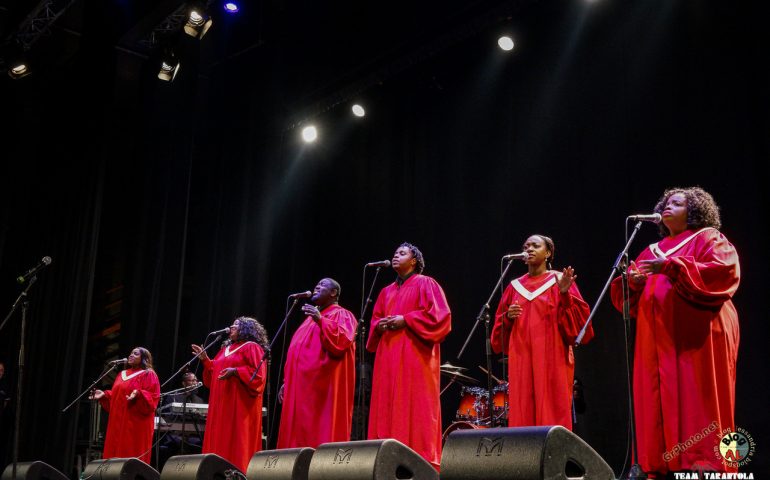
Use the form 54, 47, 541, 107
0, 0, 534, 108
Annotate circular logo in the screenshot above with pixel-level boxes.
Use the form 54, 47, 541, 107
717, 428, 755, 467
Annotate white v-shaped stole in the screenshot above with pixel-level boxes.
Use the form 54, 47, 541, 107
121, 369, 145, 381
649, 227, 714, 259
225, 341, 255, 357
511, 274, 557, 301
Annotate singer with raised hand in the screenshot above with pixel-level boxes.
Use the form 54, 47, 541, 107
491, 234, 593, 431
277, 278, 357, 448
89, 347, 160, 464
610, 187, 740, 477
191, 317, 268, 472
366, 242, 451, 471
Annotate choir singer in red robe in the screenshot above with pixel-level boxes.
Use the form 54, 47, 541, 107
277, 277, 357, 448
90, 347, 160, 464
366, 242, 451, 471
192, 317, 268, 472
611, 187, 740, 477
491, 234, 593, 430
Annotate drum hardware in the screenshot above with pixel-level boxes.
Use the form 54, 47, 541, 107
454, 382, 508, 426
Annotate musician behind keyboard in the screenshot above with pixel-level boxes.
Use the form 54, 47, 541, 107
158, 372, 206, 469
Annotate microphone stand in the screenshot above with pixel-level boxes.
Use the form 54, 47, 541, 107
160, 383, 202, 455
356, 265, 384, 439
162, 333, 225, 389
457, 256, 517, 426
1, 276, 39, 480
573, 220, 647, 480
62, 363, 125, 413
249, 296, 303, 447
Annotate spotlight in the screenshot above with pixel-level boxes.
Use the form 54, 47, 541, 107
158, 50, 181, 82
351, 104, 366, 117
8, 61, 31, 79
6, 45, 31, 79
223, 2, 239, 13
301, 126, 318, 143
497, 36, 515, 51
184, 6, 213, 39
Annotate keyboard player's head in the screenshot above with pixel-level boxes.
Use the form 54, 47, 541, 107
182, 371, 198, 389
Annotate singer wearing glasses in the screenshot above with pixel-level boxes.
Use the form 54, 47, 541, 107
277, 278, 357, 448
90, 347, 160, 464
611, 187, 740, 477
491, 234, 593, 431
366, 242, 451, 471
192, 317, 268, 472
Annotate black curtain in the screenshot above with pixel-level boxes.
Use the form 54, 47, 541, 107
1, 0, 767, 476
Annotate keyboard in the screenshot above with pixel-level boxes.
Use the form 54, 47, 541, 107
169, 402, 208, 416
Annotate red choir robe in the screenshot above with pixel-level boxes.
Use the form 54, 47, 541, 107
491, 271, 593, 430
366, 274, 452, 471
611, 228, 740, 474
202, 341, 267, 472
278, 304, 357, 448
98, 368, 160, 464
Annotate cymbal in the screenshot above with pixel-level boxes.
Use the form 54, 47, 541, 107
440, 369, 479, 384
440, 362, 467, 371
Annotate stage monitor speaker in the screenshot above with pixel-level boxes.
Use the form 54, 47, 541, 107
1, 461, 68, 480
441, 426, 614, 480
308, 439, 438, 480
160, 454, 240, 480
247, 448, 314, 480
81, 458, 160, 480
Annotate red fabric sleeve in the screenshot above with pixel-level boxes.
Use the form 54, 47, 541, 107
234, 344, 265, 396
660, 232, 740, 307
401, 277, 452, 344
366, 288, 388, 352
99, 390, 113, 413
610, 273, 641, 317
132, 370, 161, 416
491, 285, 515, 354
319, 306, 357, 358
201, 356, 214, 388
556, 285, 592, 345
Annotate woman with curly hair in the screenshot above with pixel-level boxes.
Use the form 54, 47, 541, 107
611, 187, 740, 477
90, 347, 160, 464
192, 317, 268, 472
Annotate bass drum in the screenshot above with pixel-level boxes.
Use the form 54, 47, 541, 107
442, 421, 488, 444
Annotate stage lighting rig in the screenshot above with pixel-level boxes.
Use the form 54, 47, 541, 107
183, 4, 213, 39
158, 50, 181, 82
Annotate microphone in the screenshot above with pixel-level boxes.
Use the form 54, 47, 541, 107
502, 252, 529, 261
184, 382, 203, 392
365, 260, 391, 268
628, 213, 662, 224
16, 256, 52, 284
108, 358, 128, 365
210, 327, 230, 335
288, 291, 313, 299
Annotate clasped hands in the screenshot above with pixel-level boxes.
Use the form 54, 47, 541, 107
376, 315, 405, 333
301, 304, 321, 320
628, 256, 666, 286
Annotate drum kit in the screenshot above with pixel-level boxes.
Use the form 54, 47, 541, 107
440, 363, 508, 440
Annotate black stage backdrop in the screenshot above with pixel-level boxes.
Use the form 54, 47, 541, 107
0, 0, 767, 477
